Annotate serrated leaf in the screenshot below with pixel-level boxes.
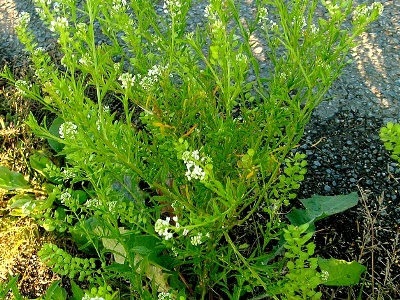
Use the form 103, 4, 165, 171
0, 166, 30, 190
287, 192, 359, 226
318, 258, 366, 286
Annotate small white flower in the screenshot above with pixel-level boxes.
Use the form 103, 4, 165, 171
309, 24, 318, 35
19, 12, 31, 25
15, 80, 31, 96
163, 0, 182, 18
82, 295, 105, 300
49, 16, 69, 32
258, 7, 268, 24
118, 72, 135, 89
35, 7, 46, 20
62, 169, 75, 179
158, 292, 172, 300
108, 201, 117, 213
182, 228, 189, 236
204, 4, 216, 22
52, 2, 61, 12
155, 217, 173, 240
190, 232, 203, 246
79, 53, 91, 67
60, 192, 71, 204
353, 2, 384, 22
235, 53, 248, 64
85, 198, 102, 208
59, 121, 77, 138
321, 270, 329, 281
269, 20, 278, 31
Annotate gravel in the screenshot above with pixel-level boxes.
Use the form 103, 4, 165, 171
1, 0, 399, 297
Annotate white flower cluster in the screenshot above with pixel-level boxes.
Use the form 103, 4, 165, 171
292, 16, 306, 29
353, 2, 384, 22
79, 53, 91, 67
52, 2, 61, 13
235, 53, 248, 64
158, 292, 173, 300
190, 232, 203, 246
85, 198, 102, 208
118, 72, 135, 89
140, 65, 168, 91
34, 0, 52, 6
204, 4, 217, 22
18, 12, 31, 25
258, 7, 268, 27
309, 23, 319, 35
76, 23, 88, 39
163, 0, 182, 18
35, 7, 46, 20
59, 121, 78, 138
49, 16, 69, 32
155, 216, 180, 240
82, 295, 105, 300
15, 80, 31, 96
62, 168, 76, 179
112, 0, 127, 11
268, 20, 278, 31
119, 65, 168, 91
108, 201, 117, 213
60, 191, 72, 204
321, 270, 329, 281
210, 19, 224, 36
182, 150, 209, 181
33, 47, 46, 57
326, 3, 340, 16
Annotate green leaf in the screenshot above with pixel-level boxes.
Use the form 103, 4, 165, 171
287, 192, 359, 226
48, 117, 65, 153
29, 151, 62, 184
44, 281, 67, 300
69, 217, 105, 253
0, 275, 19, 298
0, 166, 30, 190
318, 258, 366, 286
42, 219, 56, 231
70, 280, 85, 300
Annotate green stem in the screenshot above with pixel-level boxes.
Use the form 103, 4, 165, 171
224, 232, 269, 292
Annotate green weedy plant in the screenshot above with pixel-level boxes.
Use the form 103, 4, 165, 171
380, 122, 400, 165
1, 0, 383, 298
276, 224, 323, 300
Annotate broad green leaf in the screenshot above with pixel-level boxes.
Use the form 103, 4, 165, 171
287, 192, 359, 226
29, 151, 62, 184
42, 219, 56, 231
48, 117, 65, 153
8, 194, 35, 208
69, 217, 106, 253
0, 166, 30, 190
318, 258, 366, 286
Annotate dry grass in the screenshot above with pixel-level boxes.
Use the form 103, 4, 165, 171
0, 64, 60, 299
356, 188, 400, 299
